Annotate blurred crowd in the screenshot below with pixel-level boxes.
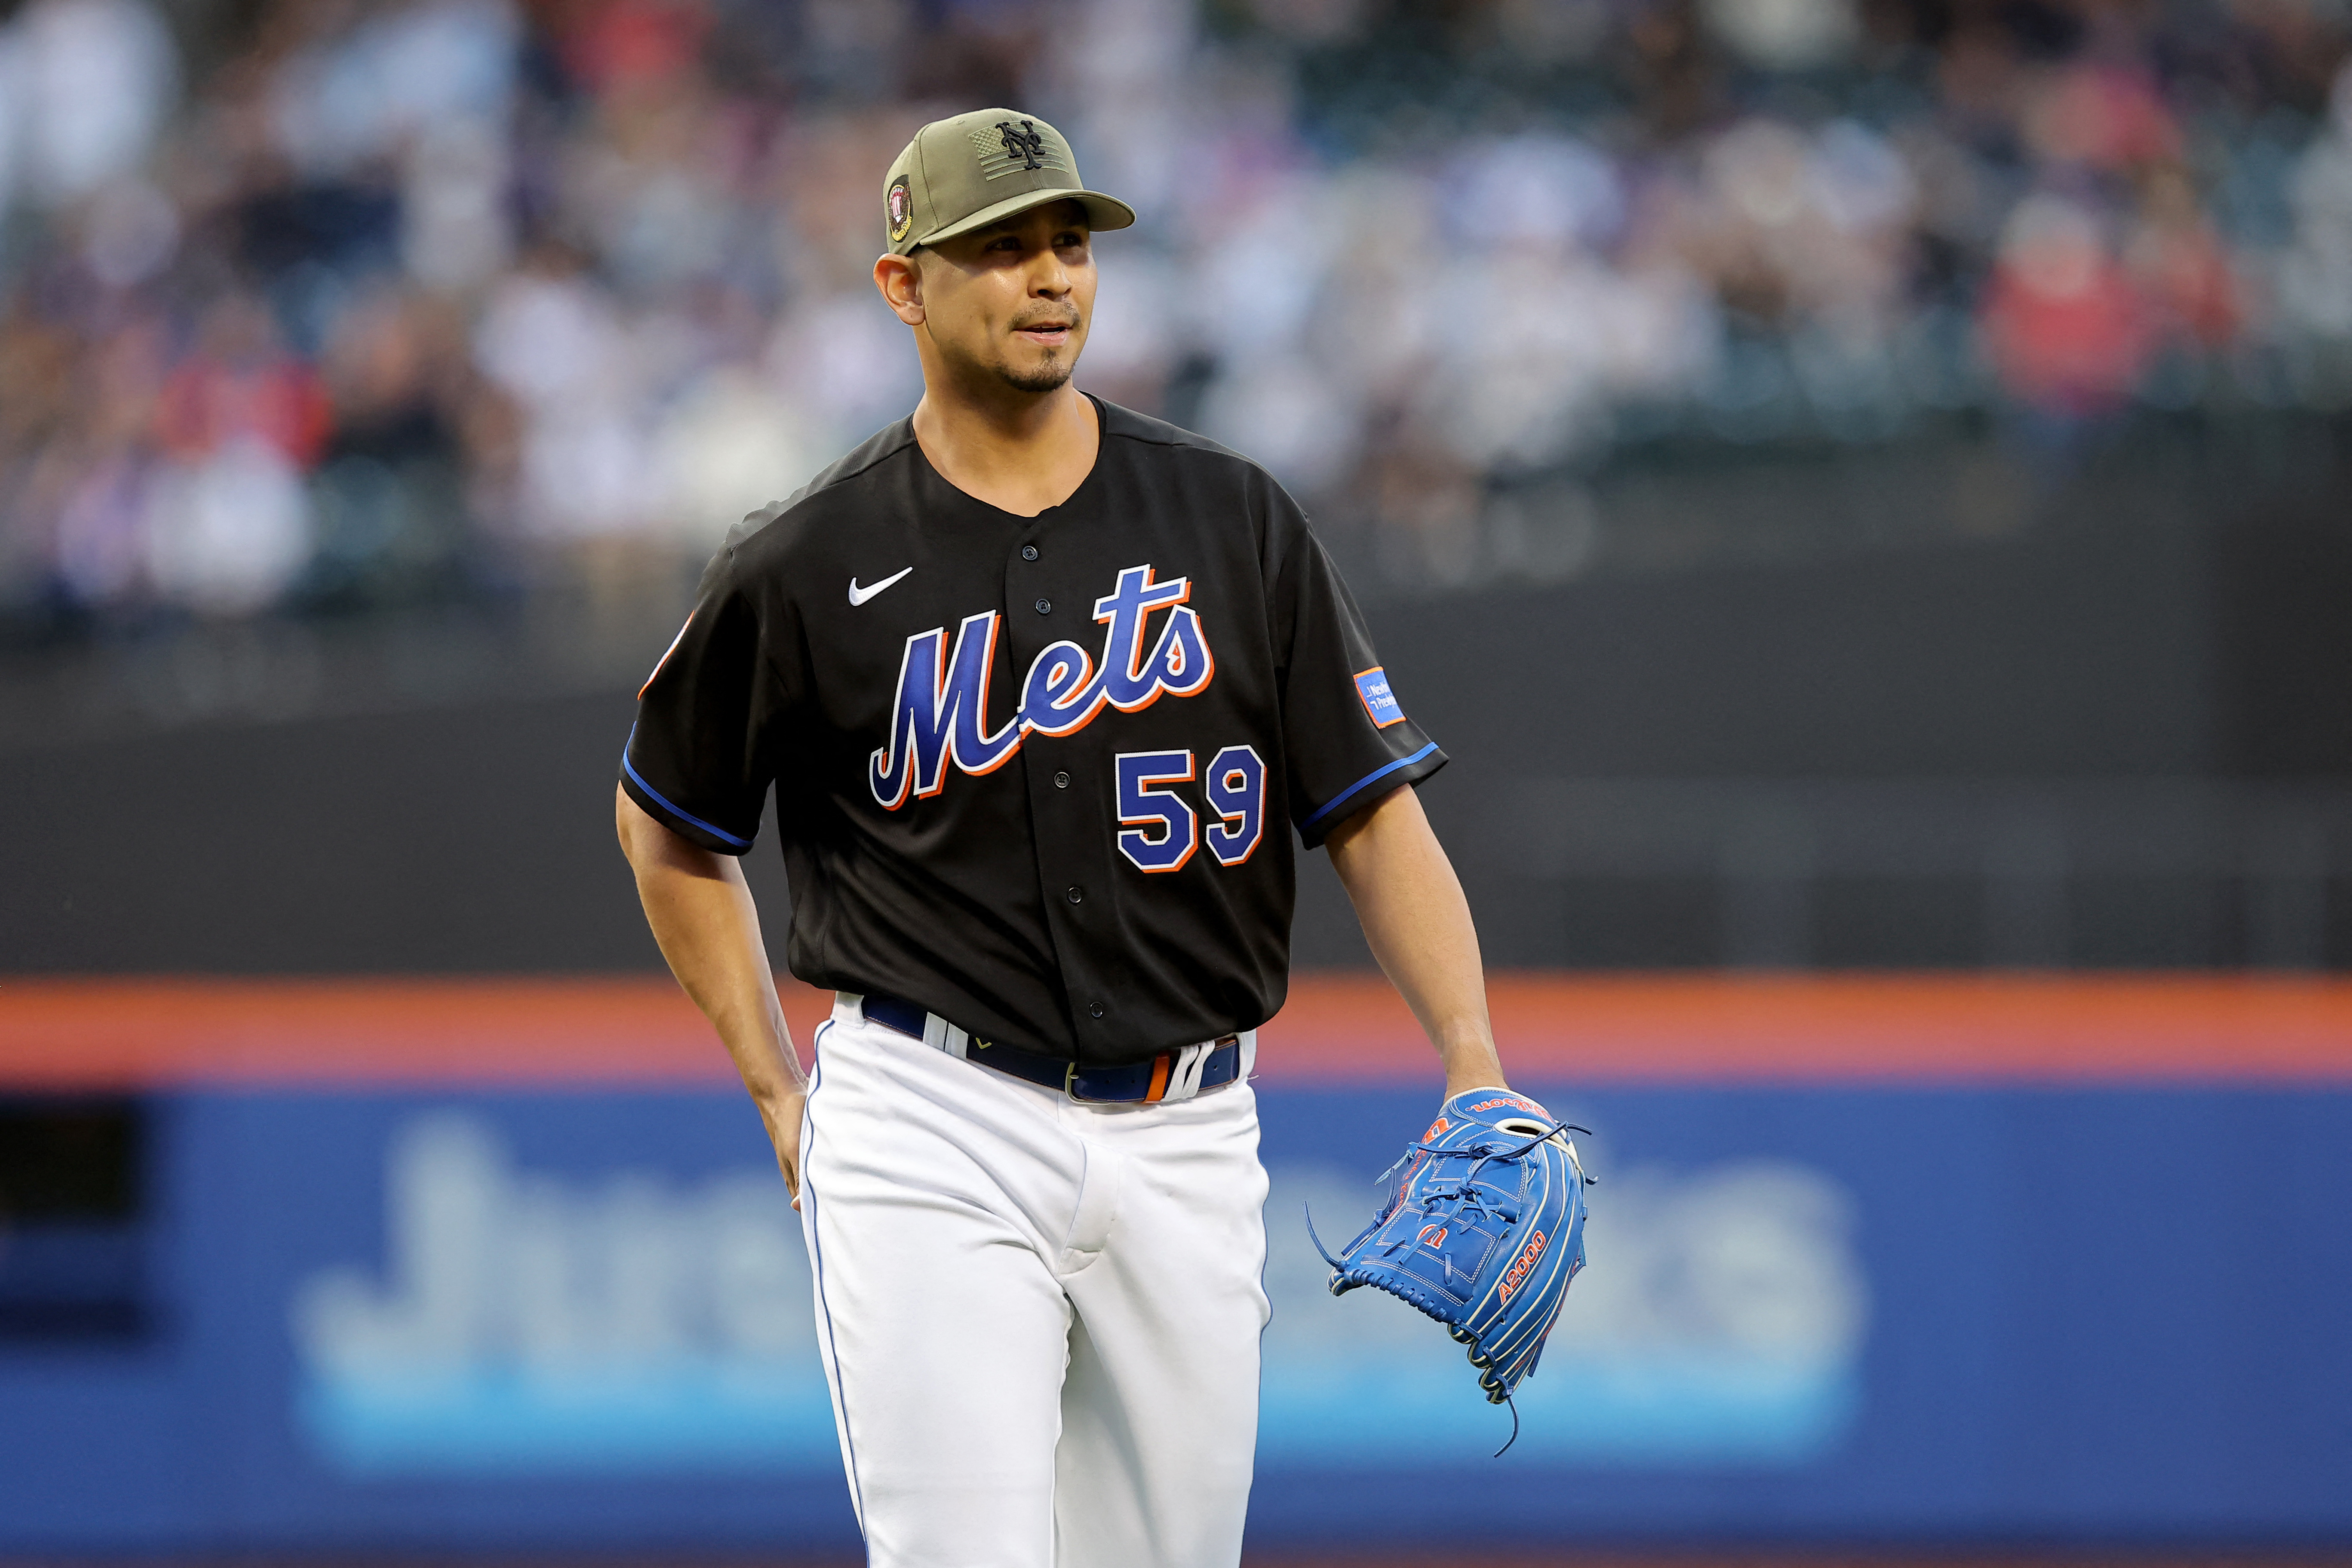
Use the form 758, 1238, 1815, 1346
0, 0, 2348, 628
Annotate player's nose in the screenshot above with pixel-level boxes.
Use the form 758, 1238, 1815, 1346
1029, 247, 1072, 296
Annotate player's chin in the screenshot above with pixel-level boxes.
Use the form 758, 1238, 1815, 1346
995, 351, 1077, 395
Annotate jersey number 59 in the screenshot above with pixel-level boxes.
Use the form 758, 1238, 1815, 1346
1115, 747, 1265, 873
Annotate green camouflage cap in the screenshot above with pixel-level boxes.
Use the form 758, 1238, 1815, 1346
882, 108, 1135, 256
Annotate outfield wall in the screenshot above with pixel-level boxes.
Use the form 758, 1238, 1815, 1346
1, 976, 2347, 1553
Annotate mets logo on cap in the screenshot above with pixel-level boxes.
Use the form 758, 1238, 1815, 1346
886, 174, 913, 245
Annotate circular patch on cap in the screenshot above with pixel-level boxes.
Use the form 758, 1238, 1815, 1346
886, 174, 913, 244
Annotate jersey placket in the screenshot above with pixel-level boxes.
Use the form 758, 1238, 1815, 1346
1004, 515, 1121, 1059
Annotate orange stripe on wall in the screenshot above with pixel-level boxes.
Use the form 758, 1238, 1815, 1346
0, 974, 2348, 1090
0, 977, 752, 1090
1266, 973, 2352, 1085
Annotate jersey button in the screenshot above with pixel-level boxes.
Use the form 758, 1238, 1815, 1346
1034, 597, 1051, 615
1021, 545, 1040, 561
1065, 884, 1084, 905
1053, 770, 1071, 789
1088, 1002, 1106, 1019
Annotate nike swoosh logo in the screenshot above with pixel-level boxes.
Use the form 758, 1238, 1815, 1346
848, 567, 913, 606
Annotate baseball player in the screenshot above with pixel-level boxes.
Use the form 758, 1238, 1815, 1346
615, 108, 1514, 1567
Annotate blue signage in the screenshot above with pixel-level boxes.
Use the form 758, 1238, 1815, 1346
2, 1081, 2348, 1551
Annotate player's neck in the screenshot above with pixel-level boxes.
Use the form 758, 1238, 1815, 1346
909, 380, 1099, 518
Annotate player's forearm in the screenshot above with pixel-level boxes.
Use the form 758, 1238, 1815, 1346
616, 787, 805, 1108
1325, 786, 1507, 1095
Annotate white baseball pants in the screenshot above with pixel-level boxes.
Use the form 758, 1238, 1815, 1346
797, 994, 1271, 1568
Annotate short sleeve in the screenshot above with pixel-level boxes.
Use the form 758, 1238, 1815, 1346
1267, 491, 1448, 848
620, 548, 794, 856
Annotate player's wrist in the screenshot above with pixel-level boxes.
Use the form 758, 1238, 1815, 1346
1439, 1042, 1508, 1099
748, 1079, 808, 1122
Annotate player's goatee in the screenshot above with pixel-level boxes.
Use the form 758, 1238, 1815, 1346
998, 358, 1075, 393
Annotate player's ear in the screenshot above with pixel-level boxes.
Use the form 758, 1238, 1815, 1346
874, 251, 926, 326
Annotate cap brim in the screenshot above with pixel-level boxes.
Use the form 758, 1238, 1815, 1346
903, 188, 1136, 255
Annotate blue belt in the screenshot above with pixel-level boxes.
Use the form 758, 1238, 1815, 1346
857, 993, 1244, 1104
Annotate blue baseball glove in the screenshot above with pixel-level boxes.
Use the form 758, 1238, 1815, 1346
1309, 1087, 1591, 1448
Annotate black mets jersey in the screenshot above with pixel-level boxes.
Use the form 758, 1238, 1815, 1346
621, 396, 1446, 1065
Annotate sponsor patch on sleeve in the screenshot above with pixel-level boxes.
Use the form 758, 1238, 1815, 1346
1353, 666, 1406, 728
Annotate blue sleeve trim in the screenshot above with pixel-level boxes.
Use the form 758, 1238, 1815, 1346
620, 728, 755, 850
1302, 741, 1441, 833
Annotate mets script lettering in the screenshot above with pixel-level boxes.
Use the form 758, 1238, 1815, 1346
869, 565, 1214, 809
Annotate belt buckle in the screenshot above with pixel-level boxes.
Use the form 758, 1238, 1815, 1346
1065, 1037, 1237, 1105
1064, 1058, 1132, 1105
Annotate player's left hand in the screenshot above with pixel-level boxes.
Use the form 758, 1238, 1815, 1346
1308, 1088, 1592, 1448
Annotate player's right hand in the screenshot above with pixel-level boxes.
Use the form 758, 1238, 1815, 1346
759, 1086, 808, 1210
